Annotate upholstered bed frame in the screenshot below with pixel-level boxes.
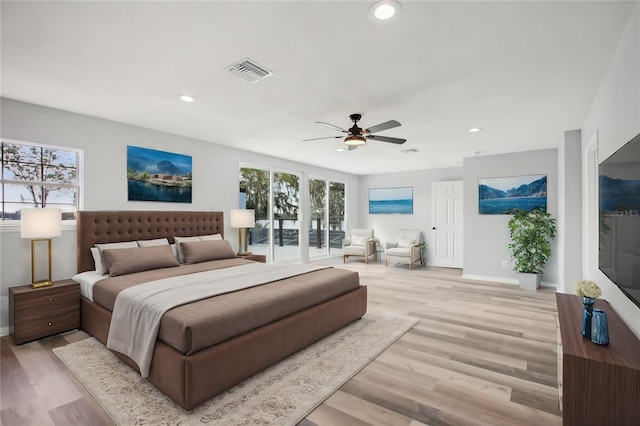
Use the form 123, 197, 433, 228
76, 210, 367, 410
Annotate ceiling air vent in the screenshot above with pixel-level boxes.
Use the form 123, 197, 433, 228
227, 58, 273, 83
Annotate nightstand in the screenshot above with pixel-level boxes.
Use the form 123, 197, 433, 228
9, 279, 80, 345
237, 254, 267, 263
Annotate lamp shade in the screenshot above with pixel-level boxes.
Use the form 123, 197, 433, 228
20, 208, 62, 239
230, 209, 255, 228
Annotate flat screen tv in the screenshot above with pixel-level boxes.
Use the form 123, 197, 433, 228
599, 132, 640, 308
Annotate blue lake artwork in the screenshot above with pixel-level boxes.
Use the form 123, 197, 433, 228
127, 145, 192, 203
369, 187, 413, 214
478, 175, 547, 214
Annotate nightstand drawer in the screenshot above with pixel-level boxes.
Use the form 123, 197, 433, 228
13, 286, 79, 321
13, 305, 80, 344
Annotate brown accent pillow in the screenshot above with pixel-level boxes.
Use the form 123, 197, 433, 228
181, 240, 237, 264
102, 245, 180, 277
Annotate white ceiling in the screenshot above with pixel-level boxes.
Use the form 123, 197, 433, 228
1, 1, 636, 175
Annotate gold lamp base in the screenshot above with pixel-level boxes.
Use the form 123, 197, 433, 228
30, 238, 53, 289
31, 280, 53, 289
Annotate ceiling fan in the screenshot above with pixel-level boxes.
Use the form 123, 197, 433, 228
303, 113, 406, 150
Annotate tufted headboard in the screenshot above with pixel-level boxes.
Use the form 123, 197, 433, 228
77, 210, 224, 273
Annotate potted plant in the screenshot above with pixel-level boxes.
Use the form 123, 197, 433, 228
507, 208, 557, 290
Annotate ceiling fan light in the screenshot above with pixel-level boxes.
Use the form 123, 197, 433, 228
344, 136, 366, 146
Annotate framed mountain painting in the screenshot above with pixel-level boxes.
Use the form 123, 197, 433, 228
127, 145, 192, 203
478, 174, 547, 214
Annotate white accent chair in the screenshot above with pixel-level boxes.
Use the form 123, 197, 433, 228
385, 229, 425, 270
342, 229, 377, 264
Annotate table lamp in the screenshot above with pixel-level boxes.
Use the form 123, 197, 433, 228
230, 209, 255, 255
20, 208, 62, 288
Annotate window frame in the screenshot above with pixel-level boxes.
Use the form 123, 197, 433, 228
1, 137, 84, 225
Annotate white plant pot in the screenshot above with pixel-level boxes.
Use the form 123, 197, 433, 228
518, 272, 540, 291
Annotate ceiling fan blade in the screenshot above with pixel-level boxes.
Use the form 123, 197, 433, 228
302, 136, 343, 142
366, 134, 407, 144
316, 121, 348, 133
365, 120, 401, 134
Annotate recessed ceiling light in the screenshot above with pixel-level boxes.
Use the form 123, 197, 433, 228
370, 0, 401, 21
178, 94, 196, 102
468, 127, 482, 133
336, 148, 347, 152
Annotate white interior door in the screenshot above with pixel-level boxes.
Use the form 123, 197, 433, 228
430, 181, 464, 268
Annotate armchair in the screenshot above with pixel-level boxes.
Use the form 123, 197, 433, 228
342, 228, 377, 264
385, 229, 425, 270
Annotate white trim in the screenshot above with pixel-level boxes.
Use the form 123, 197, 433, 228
0, 222, 76, 232
462, 273, 558, 288
583, 131, 599, 280
462, 274, 519, 284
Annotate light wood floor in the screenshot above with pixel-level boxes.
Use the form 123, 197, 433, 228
1, 258, 562, 426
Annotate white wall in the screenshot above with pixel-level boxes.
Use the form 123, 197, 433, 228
558, 130, 583, 293
0, 98, 360, 335
462, 149, 559, 285
358, 168, 463, 262
581, 2, 640, 335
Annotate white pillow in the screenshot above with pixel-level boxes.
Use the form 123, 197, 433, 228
137, 238, 170, 247
397, 238, 415, 248
174, 236, 201, 263
90, 247, 104, 275
199, 233, 223, 241
94, 241, 138, 274
350, 235, 366, 246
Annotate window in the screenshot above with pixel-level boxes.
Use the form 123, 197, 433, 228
1, 139, 81, 221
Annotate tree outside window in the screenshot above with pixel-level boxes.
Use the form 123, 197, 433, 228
1, 140, 80, 220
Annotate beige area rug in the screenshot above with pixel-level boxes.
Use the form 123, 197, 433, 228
53, 312, 418, 425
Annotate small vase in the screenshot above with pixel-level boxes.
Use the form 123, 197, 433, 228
581, 297, 595, 339
591, 309, 609, 345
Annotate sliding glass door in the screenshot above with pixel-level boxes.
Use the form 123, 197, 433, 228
308, 178, 346, 258
239, 166, 301, 262
273, 171, 300, 262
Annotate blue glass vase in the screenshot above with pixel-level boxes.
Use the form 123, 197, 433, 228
591, 309, 609, 345
581, 297, 595, 339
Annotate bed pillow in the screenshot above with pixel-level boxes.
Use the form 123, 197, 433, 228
95, 241, 138, 274
199, 233, 223, 241
90, 247, 104, 275
173, 236, 201, 263
181, 240, 237, 264
350, 235, 366, 246
136, 238, 170, 247
102, 245, 180, 277
397, 238, 415, 248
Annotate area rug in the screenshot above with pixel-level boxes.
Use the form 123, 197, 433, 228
53, 312, 418, 425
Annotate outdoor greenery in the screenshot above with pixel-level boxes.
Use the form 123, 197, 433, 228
508, 208, 556, 274
240, 168, 345, 231
1, 142, 77, 208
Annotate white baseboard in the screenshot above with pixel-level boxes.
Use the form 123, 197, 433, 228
462, 274, 519, 284
0, 326, 8, 337
461, 273, 558, 289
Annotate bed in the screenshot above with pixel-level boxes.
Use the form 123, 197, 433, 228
75, 210, 367, 410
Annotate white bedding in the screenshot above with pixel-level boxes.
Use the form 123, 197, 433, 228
72, 271, 107, 301
107, 262, 329, 378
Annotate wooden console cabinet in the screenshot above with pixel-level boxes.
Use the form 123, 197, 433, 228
556, 293, 640, 426
9, 279, 80, 345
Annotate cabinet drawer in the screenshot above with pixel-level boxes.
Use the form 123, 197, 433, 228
13, 304, 80, 344
13, 287, 79, 321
